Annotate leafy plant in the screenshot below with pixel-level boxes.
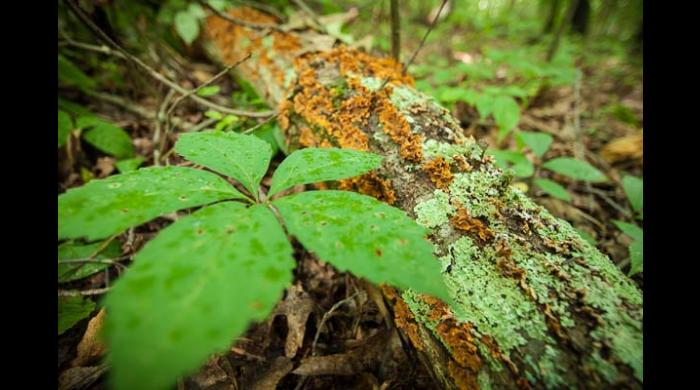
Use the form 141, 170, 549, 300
622, 175, 643, 219
487, 130, 608, 201
159, 0, 228, 45
58, 106, 135, 162
612, 220, 643, 276
59, 295, 96, 335
58, 131, 449, 390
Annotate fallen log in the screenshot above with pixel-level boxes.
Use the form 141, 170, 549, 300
202, 7, 642, 389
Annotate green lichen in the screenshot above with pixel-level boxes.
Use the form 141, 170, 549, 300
478, 369, 494, 390
537, 345, 566, 388
534, 213, 643, 382
402, 289, 441, 330
509, 242, 575, 328
359, 75, 383, 92
414, 190, 454, 229
390, 84, 435, 111
444, 237, 550, 354
589, 354, 619, 383
448, 168, 503, 218
261, 35, 274, 48
423, 139, 482, 163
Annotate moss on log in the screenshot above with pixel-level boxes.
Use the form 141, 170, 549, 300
202, 8, 642, 389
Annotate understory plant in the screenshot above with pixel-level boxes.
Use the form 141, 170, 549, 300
58, 131, 449, 390
487, 129, 608, 201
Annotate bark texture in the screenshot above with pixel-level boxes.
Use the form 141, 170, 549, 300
202, 8, 642, 389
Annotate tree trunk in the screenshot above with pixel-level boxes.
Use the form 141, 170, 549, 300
546, 0, 579, 62
542, 0, 561, 34
571, 0, 590, 35
202, 8, 642, 389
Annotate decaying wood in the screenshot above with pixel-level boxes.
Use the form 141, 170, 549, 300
202, 7, 642, 389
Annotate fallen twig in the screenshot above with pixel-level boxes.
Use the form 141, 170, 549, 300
198, 0, 286, 31
64, 0, 273, 118
59, 288, 111, 297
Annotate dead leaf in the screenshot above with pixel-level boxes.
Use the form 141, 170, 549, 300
351, 35, 374, 52
426, 1, 452, 24
453, 51, 474, 64
133, 137, 154, 156
296, 32, 337, 56
600, 132, 643, 163
95, 157, 116, 178
318, 7, 359, 27
191, 356, 230, 388
250, 357, 293, 390
292, 330, 390, 376
192, 69, 215, 84
59, 364, 108, 390
269, 283, 315, 358
71, 308, 107, 367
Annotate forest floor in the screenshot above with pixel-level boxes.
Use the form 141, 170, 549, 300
58, 3, 642, 389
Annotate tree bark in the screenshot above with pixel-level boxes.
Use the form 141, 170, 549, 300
542, 0, 561, 34
202, 8, 642, 389
571, 0, 590, 36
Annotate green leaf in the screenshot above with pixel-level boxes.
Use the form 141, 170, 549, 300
204, 110, 223, 120
105, 202, 294, 390
59, 296, 96, 335
473, 93, 494, 119
252, 122, 280, 157
269, 148, 383, 196
58, 240, 122, 283
187, 3, 206, 19
208, 0, 229, 11
175, 131, 272, 196
486, 150, 533, 178
78, 117, 134, 159
628, 240, 643, 276
58, 99, 93, 117
542, 157, 608, 183
622, 175, 643, 213
58, 54, 96, 91
534, 178, 571, 202
58, 110, 73, 148
174, 11, 199, 45
492, 95, 520, 141
518, 131, 553, 158
274, 191, 450, 303
115, 157, 145, 173
612, 220, 643, 242
196, 85, 220, 97
59, 166, 245, 241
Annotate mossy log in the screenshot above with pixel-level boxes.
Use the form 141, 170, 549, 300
202, 8, 642, 389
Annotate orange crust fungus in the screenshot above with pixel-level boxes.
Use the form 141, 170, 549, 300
339, 172, 397, 205
450, 207, 495, 242
423, 157, 454, 190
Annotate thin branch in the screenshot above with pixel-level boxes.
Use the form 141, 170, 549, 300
59, 257, 128, 271
546, 0, 579, 62
59, 39, 126, 59
379, 0, 448, 90
311, 292, 360, 356
402, 0, 448, 75
64, 0, 273, 118
154, 89, 177, 165
390, 0, 401, 62
59, 288, 111, 297
289, 0, 327, 33
84, 90, 192, 133
165, 53, 251, 121
198, 0, 285, 31
242, 113, 278, 134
